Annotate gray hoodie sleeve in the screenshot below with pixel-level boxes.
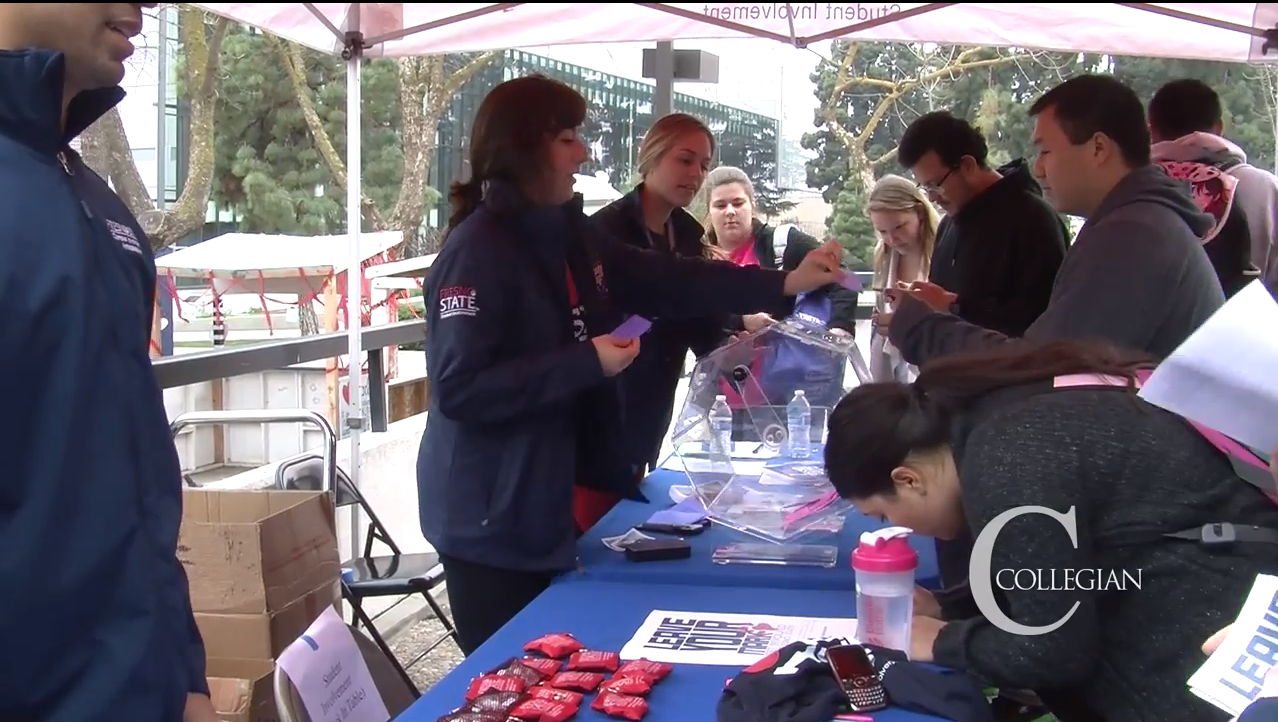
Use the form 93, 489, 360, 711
890, 217, 1179, 365
1228, 164, 1278, 295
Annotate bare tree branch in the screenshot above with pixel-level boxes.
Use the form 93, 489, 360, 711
79, 8, 229, 250
273, 36, 385, 230
819, 45, 1030, 188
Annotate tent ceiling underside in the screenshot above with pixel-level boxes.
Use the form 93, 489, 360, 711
190, 3, 1278, 64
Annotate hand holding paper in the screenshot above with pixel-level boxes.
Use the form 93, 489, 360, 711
612, 315, 652, 341
784, 241, 847, 296
1188, 574, 1278, 715
593, 334, 641, 377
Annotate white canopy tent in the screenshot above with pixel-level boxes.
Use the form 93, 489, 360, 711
156, 230, 401, 295
190, 2, 1278, 486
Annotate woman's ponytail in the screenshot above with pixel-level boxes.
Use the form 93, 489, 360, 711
440, 180, 483, 249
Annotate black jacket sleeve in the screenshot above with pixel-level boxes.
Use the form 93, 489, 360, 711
593, 229, 789, 320
427, 240, 605, 425
780, 228, 859, 333
890, 216, 1200, 367
932, 415, 1100, 690
955, 208, 1066, 337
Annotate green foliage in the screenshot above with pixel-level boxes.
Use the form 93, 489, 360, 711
803, 41, 1278, 268
211, 27, 404, 234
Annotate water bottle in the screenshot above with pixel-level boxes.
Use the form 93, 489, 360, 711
852, 526, 918, 652
709, 395, 734, 457
786, 390, 811, 459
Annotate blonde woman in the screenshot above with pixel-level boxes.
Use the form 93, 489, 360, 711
867, 174, 940, 288
866, 175, 941, 382
586, 113, 729, 525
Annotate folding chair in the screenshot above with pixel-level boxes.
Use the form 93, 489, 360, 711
273, 623, 417, 722
276, 453, 457, 697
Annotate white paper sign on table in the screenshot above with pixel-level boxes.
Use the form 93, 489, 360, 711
276, 606, 391, 722
619, 610, 858, 667
1138, 280, 1278, 456
1187, 574, 1278, 716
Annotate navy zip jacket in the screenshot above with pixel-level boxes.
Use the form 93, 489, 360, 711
417, 180, 788, 572
588, 187, 727, 470
0, 50, 207, 720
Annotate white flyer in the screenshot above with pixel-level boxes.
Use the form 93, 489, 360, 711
619, 610, 858, 667
276, 606, 392, 722
1187, 574, 1278, 716
1138, 280, 1278, 456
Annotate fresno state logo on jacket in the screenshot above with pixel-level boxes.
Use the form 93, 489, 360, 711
438, 285, 477, 319
564, 265, 588, 343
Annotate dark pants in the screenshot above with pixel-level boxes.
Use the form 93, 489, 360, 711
936, 524, 975, 590
438, 553, 558, 656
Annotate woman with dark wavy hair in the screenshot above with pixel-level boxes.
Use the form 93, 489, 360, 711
824, 339, 1278, 722
418, 74, 847, 654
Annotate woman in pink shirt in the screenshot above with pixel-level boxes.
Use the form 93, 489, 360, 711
703, 166, 860, 336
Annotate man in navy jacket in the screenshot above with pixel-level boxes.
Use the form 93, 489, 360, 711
0, 5, 215, 721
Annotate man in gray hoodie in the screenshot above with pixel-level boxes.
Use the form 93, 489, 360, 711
1149, 78, 1278, 297
887, 74, 1224, 366
885, 74, 1227, 632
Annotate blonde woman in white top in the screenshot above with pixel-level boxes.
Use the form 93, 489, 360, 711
866, 174, 941, 380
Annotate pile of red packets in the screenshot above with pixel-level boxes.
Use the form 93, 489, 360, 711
437, 632, 674, 721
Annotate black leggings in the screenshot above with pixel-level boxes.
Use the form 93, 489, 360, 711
439, 554, 559, 655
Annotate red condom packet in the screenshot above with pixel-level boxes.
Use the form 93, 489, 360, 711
565, 650, 620, 673
591, 692, 649, 720
524, 633, 585, 659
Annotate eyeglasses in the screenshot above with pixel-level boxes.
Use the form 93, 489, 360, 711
917, 166, 957, 194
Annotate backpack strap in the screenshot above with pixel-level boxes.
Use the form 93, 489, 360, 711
772, 223, 795, 270
1052, 372, 1278, 549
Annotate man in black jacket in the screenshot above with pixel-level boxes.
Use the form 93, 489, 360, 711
896, 111, 1068, 593
898, 111, 1068, 339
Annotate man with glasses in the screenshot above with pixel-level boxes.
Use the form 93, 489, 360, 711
897, 110, 1068, 340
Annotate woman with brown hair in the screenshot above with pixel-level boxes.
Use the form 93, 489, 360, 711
824, 339, 1278, 722
418, 75, 846, 654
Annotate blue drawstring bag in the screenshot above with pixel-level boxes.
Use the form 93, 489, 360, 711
757, 289, 847, 409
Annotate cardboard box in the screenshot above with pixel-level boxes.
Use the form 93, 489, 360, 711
208, 658, 277, 722
197, 581, 340, 662
180, 489, 340, 614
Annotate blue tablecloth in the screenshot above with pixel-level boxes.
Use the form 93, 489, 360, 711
397, 580, 950, 722
571, 470, 940, 590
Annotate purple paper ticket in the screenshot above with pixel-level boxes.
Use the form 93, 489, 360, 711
612, 315, 652, 341
837, 272, 864, 292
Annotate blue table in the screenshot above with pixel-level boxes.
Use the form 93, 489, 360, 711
572, 470, 940, 590
397, 580, 950, 722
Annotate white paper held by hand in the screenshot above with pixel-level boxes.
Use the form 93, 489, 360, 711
276, 606, 392, 722
1187, 574, 1278, 716
1138, 281, 1278, 455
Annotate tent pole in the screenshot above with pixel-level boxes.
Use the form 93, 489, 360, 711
344, 15, 365, 563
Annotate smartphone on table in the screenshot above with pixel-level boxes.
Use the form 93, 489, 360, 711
826, 644, 887, 713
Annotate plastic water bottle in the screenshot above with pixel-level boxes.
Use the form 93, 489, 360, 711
786, 390, 811, 459
852, 527, 918, 652
709, 395, 734, 456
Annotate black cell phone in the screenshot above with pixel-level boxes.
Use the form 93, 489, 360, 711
826, 644, 887, 712
634, 521, 708, 536
624, 538, 692, 562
